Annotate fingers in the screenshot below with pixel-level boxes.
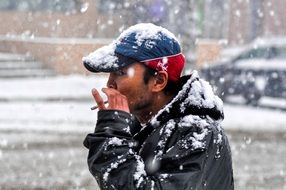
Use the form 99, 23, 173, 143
102, 88, 130, 113
91, 88, 106, 110
91, 88, 130, 113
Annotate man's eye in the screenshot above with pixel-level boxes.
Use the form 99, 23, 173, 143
115, 70, 126, 76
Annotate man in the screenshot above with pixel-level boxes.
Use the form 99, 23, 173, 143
83, 23, 234, 190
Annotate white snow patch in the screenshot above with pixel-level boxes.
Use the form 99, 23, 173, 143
80, 2, 89, 13
179, 124, 208, 150
133, 155, 146, 188
127, 67, 135, 78
118, 23, 180, 48
151, 180, 155, 190
82, 43, 118, 71
179, 115, 210, 128
180, 73, 223, 112
191, 128, 208, 149
103, 158, 127, 182
159, 174, 169, 181
215, 133, 223, 144
156, 120, 176, 157
108, 137, 124, 146
123, 126, 131, 134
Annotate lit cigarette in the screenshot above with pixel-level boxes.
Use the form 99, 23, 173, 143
90, 101, 108, 110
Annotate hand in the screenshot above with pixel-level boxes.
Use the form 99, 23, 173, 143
91, 88, 130, 113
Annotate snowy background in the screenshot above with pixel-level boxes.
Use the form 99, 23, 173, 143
1, 0, 286, 189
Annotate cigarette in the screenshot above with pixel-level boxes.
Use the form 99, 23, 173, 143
90, 101, 108, 110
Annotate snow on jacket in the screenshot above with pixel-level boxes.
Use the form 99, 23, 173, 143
83, 71, 234, 190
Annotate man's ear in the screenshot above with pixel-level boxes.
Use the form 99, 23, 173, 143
151, 71, 168, 92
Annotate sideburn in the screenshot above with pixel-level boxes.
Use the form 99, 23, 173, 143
143, 66, 157, 84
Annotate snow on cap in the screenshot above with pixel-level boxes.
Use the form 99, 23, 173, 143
83, 23, 185, 81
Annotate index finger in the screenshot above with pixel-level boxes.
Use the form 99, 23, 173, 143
91, 88, 106, 110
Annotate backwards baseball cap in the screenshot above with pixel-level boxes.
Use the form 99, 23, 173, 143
82, 23, 185, 81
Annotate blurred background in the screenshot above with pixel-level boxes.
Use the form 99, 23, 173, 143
0, 0, 285, 189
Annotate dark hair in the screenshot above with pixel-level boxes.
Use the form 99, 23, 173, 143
143, 65, 182, 95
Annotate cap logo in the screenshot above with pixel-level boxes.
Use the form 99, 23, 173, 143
156, 58, 168, 71
144, 53, 185, 82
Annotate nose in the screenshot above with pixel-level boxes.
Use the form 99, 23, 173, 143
107, 74, 117, 89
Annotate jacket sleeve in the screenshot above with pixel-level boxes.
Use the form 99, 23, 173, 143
83, 110, 158, 189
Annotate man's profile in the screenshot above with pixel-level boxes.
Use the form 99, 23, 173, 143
83, 23, 233, 190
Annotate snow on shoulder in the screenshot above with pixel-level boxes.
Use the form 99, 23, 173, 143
151, 71, 223, 126
180, 71, 223, 113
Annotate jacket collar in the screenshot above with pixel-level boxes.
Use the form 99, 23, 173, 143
150, 71, 224, 127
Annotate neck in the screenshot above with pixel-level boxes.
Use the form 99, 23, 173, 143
134, 93, 174, 124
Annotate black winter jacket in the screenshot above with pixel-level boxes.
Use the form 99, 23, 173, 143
83, 71, 234, 190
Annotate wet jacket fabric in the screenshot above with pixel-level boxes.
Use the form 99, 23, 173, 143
83, 71, 234, 190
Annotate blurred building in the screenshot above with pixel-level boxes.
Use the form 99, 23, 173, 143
0, 0, 124, 74
0, 0, 286, 74
228, 0, 286, 45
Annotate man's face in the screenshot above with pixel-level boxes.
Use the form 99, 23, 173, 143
106, 63, 153, 114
